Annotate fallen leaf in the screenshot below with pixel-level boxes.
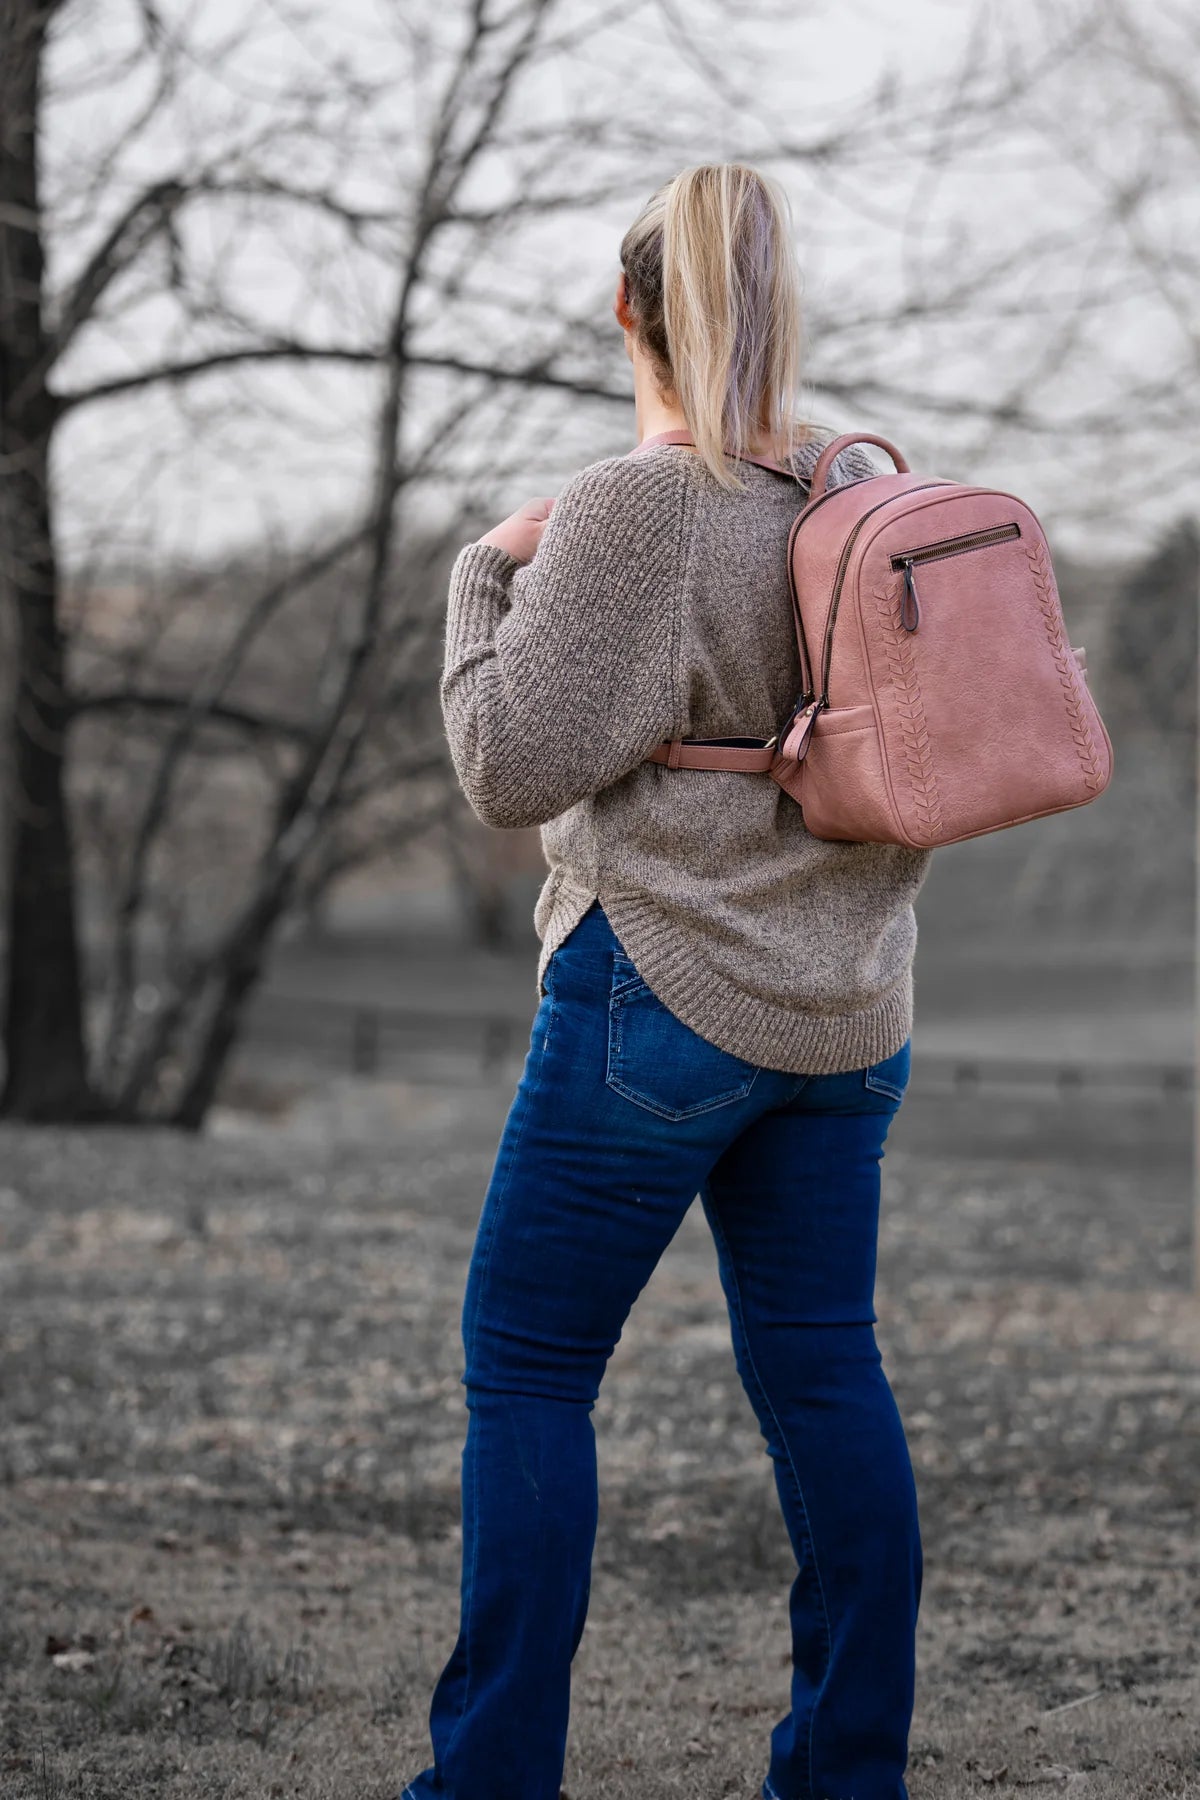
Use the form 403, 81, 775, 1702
51, 1649, 95, 1673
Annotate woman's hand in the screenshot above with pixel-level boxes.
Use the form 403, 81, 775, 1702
478, 496, 556, 565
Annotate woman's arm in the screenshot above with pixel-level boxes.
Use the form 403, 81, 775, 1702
440, 451, 693, 830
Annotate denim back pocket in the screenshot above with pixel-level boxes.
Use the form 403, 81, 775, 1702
862, 1038, 912, 1102
605, 948, 760, 1121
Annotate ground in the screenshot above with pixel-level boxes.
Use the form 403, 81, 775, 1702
0, 1071, 1197, 1800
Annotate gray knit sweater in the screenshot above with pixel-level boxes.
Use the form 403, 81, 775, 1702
441, 432, 934, 1074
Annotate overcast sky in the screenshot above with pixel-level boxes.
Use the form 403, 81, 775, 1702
45, 0, 1191, 569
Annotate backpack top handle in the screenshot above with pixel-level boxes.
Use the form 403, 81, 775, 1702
807, 433, 910, 501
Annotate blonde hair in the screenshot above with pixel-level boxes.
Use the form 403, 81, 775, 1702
619, 163, 814, 490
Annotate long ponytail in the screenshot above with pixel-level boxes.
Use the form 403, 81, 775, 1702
619, 163, 812, 490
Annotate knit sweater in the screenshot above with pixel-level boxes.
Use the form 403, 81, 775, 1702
441, 431, 934, 1075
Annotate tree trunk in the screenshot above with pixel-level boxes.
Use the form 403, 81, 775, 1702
443, 815, 511, 950
167, 881, 288, 1131
0, 0, 98, 1119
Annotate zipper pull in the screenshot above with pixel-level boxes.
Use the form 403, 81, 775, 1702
780, 696, 825, 763
900, 561, 921, 632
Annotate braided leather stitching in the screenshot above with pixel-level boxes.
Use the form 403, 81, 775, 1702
873, 581, 944, 839
1025, 538, 1106, 793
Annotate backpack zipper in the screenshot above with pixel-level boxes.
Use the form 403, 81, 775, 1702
779, 480, 949, 753
809, 482, 949, 705
890, 520, 1020, 568
890, 521, 1021, 631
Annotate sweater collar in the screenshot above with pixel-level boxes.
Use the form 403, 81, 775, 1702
630, 428, 696, 455
629, 428, 798, 480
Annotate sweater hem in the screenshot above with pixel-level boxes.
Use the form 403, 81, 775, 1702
536, 880, 915, 1077
534, 870, 601, 997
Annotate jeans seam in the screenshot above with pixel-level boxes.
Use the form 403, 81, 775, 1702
465, 981, 557, 1374
446, 978, 559, 1777
707, 1204, 832, 1800
863, 1072, 905, 1100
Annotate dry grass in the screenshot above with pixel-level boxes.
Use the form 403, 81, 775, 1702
0, 1077, 1197, 1799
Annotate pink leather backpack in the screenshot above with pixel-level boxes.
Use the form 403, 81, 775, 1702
644, 430, 1114, 849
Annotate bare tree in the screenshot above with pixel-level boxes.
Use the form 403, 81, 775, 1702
3, 0, 640, 1122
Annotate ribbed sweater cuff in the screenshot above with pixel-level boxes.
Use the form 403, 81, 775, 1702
444, 541, 522, 671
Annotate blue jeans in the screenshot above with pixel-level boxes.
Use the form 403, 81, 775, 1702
401, 899, 921, 1800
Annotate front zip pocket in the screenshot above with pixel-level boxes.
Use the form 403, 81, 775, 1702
890, 521, 1021, 631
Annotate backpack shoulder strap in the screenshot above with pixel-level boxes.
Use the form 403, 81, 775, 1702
630, 428, 805, 480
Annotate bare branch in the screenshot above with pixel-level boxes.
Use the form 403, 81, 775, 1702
71, 689, 313, 743
54, 343, 630, 412
48, 178, 187, 365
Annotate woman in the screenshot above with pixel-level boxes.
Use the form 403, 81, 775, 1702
401, 163, 934, 1800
